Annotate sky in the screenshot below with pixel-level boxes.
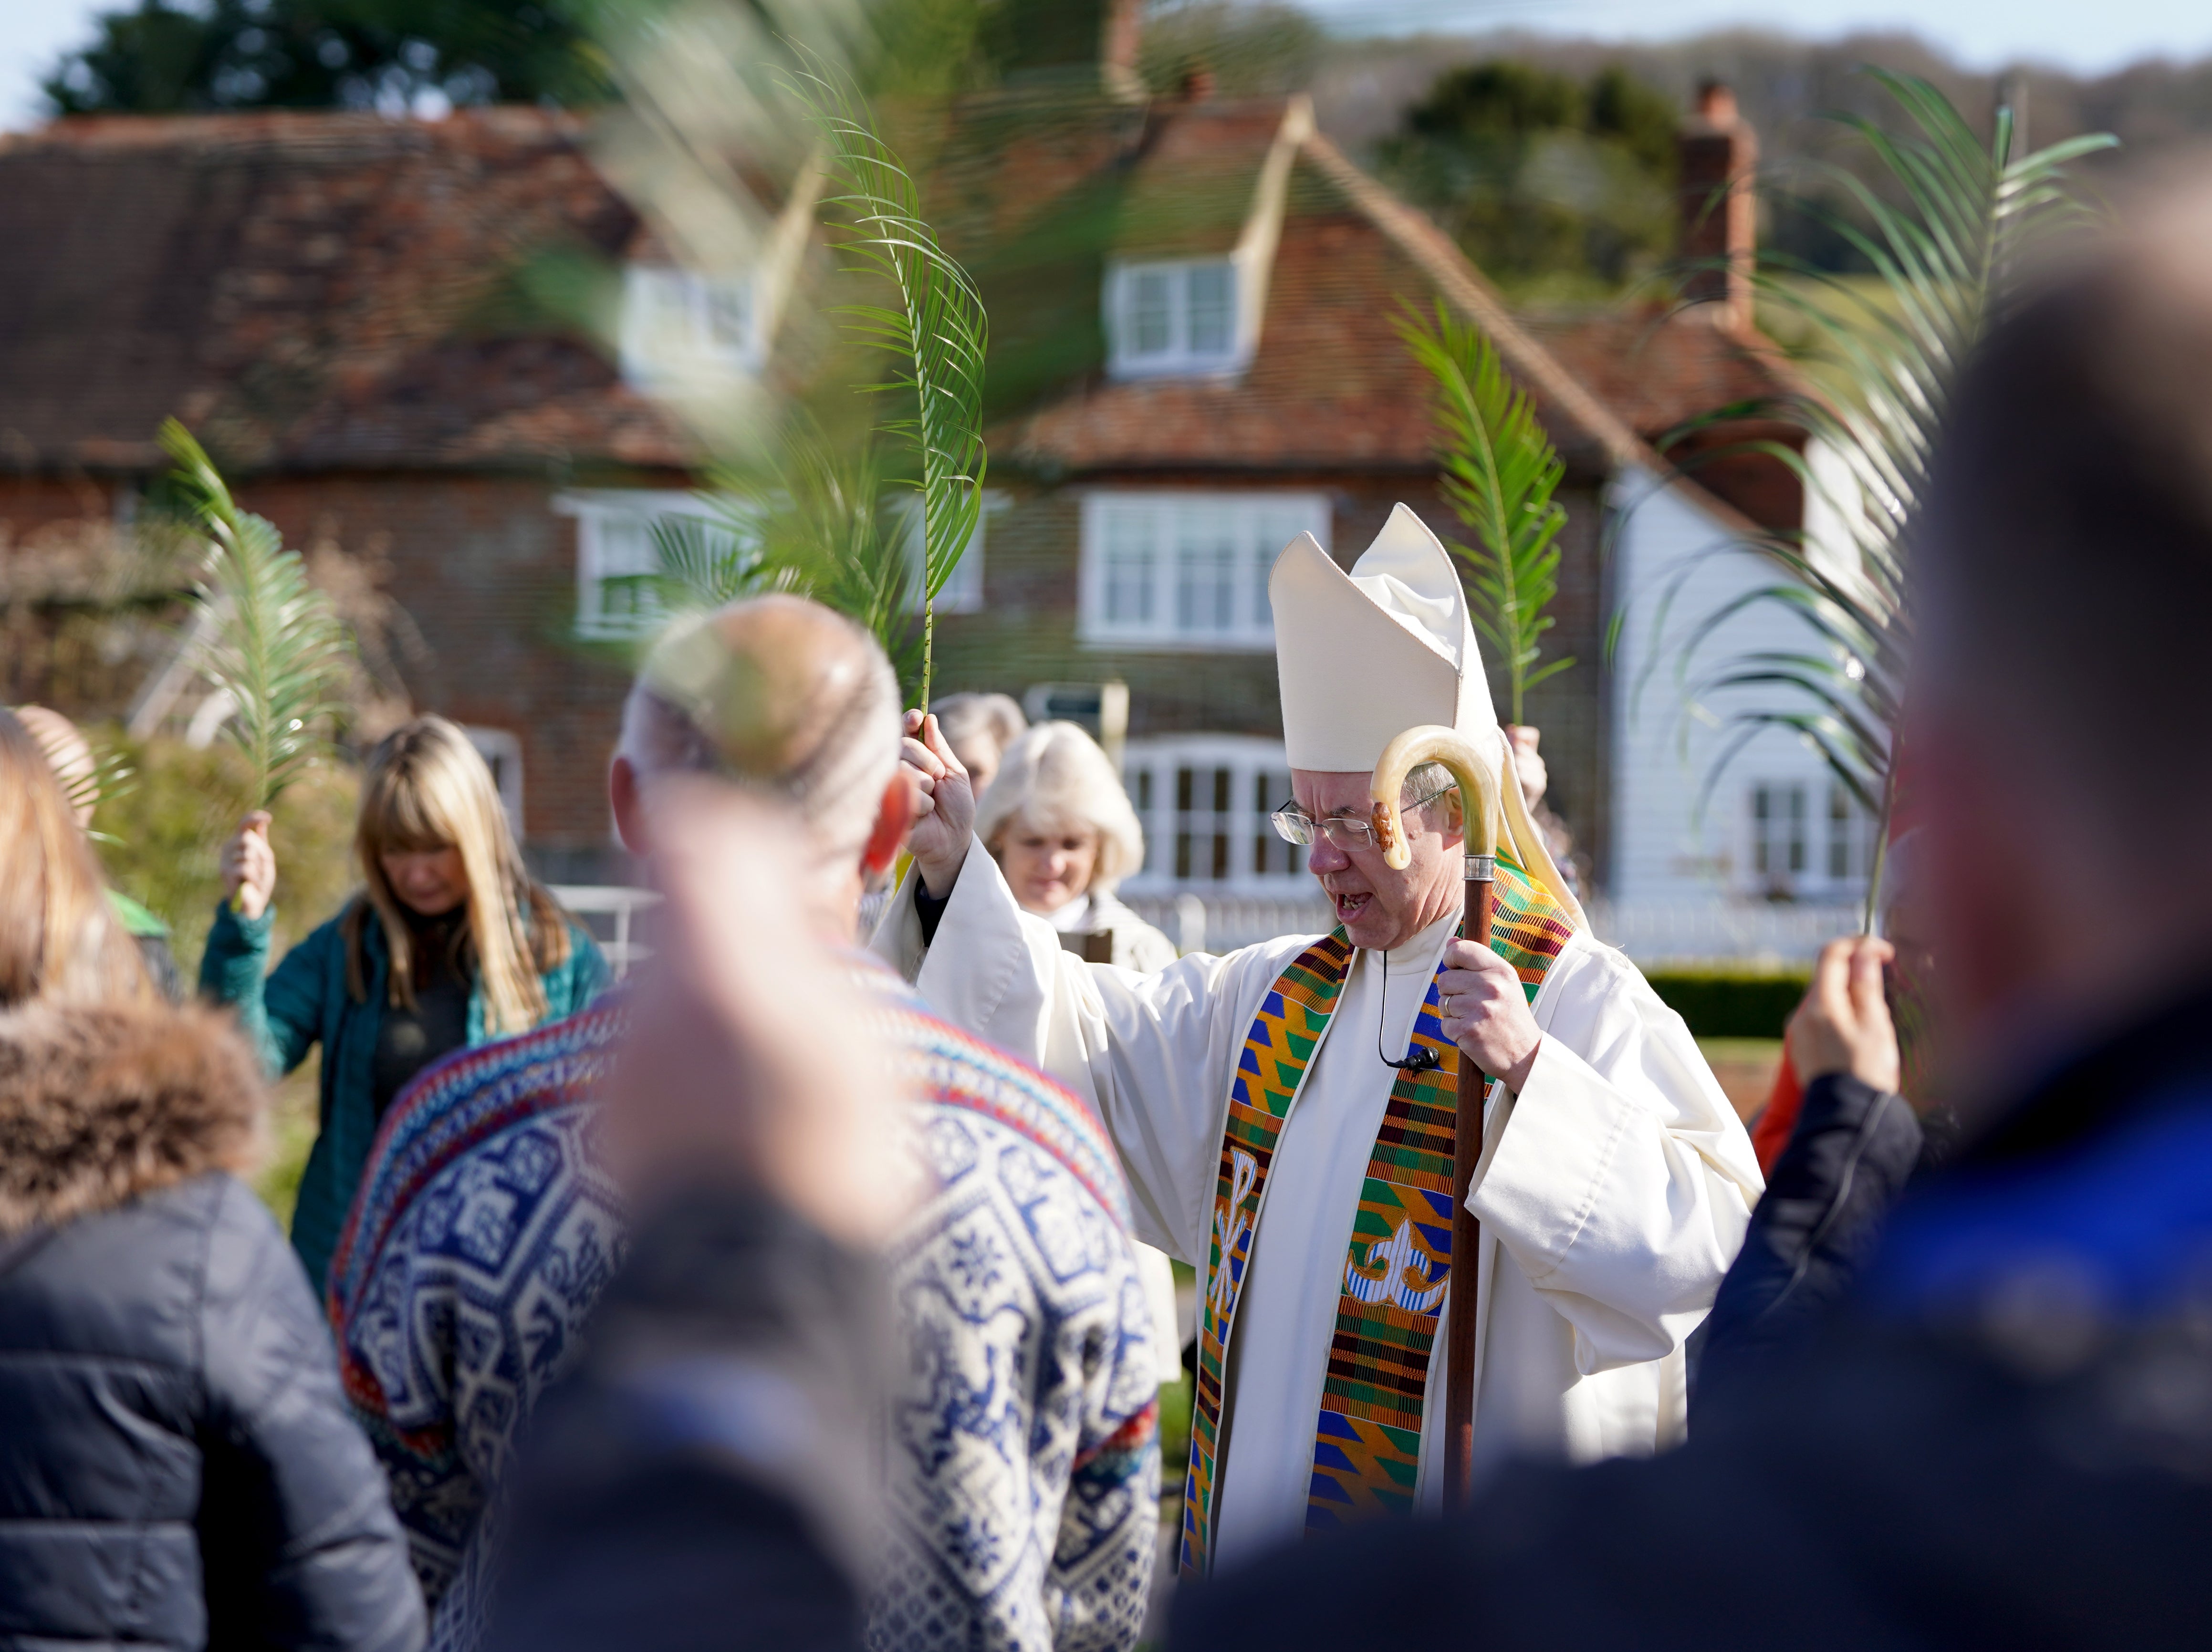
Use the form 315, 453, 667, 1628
1302, 0, 2212, 74
6, 0, 2212, 131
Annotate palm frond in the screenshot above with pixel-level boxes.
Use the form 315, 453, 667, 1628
667, 436, 924, 693
159, 420, 352, 810
1394, 298, 1573, 725
649, 509, 784, 615
760, 436, 924, 691
1655, 71, 2113, 925
67, 736, 139, 845
781, 52, 986, 711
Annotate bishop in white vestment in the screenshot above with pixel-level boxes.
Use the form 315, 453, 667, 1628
877, 505, 1763, 1576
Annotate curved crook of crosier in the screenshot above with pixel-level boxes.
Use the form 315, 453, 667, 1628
1368, 725, 1499, 872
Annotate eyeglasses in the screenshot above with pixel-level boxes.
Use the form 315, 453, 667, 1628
1269, 783, 1454, 851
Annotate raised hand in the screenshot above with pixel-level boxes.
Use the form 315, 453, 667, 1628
900, 709, 975, 899
1789, 936, 1901, 1093
220, 811, 276, 920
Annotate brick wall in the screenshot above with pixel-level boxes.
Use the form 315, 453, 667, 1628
7, 458, 1615, 889
0, 474, 122, 533
0, 474, 145, 711
230, 471, 647, 879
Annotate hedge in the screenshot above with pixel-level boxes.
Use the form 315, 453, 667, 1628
1645, 969, 1810, 1040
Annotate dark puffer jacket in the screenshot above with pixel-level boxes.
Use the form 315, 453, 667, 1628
0, 1000, 425, 1652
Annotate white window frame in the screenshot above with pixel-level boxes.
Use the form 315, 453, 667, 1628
461, 726, 524, 838
1118, 734, 1309, 895
555, 488, 724, 641
1822, 779, 1878, 891
1104, 255, 1248, 379
618, 265, 763, 388
1743, 776, 1873, 902
1077, 489, 1328, 651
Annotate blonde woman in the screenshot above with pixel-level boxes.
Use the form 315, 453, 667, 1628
975, 720, 1177, 972
0, 721, 427, 1649
200, 715, 608, 1291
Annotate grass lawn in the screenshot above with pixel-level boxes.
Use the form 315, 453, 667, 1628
1698, 1037, 1785, 1126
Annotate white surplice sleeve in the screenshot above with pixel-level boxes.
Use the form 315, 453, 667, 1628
1469, 933, 1764, 1373
871, 836, 1310, 1263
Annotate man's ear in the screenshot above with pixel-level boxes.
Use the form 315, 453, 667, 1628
610, 754, 651, 858
861, 771, 913, 879
1429, 785, 1465, 843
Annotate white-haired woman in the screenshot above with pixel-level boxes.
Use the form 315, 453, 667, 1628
977, 721, 1177, 972
200, 715, 608, 1291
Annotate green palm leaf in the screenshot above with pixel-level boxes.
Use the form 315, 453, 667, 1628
1395, 298, 1574, 725
781, 52, 987, 712
649, 510, 783, 615
1656, 70, 2113, 927
757, 436, 920, 686
159, 419, 351, 811
66, 738, 138, 846
660, 435, 924, 692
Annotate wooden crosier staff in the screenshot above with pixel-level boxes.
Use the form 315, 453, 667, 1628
1369, 724, 1502, 1510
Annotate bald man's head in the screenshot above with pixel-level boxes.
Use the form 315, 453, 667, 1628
618, 594, 904, 873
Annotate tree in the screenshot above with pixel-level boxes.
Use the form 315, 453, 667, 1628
43, 0, 608, 116
1381, 59, 1680, 297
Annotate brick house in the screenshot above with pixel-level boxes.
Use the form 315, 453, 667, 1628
0, 40, 1836, 933
0, 108, 703, 880
920, 67, 1814, 928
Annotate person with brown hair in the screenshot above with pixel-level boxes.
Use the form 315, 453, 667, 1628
0, 707, 424, 1650
198, 714, 608, 1293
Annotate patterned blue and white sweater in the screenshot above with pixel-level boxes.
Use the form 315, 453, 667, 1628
330, 959, 1161, 1652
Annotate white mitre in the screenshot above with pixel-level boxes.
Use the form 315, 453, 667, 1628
1271, 502, 1502, 775
1270, 502, 1586, 925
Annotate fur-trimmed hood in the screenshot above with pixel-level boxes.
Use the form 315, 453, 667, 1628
0, 1001, 266, 1235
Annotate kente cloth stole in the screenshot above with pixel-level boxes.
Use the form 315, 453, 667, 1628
1178, 857, 1574, 1577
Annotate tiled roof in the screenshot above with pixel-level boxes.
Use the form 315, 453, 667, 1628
1533, 307, 1792, 435
1110, 100, 1288, 260
0, 108, 691, 476
977, 95, 1797, 532
0, 96, 1800, 531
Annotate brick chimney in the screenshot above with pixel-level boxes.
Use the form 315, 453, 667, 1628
1678, 81, 1757, 332
1101, 0, 1143, 97
984, 0, 1144, 100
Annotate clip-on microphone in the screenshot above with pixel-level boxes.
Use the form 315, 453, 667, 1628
1377, 946, 1445, 1072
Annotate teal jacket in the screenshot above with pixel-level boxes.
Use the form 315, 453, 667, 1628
198, 901, 610, 1295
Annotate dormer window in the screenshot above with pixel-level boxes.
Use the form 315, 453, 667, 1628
619, 266, 761, 387
1107, 257, 1242, 378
